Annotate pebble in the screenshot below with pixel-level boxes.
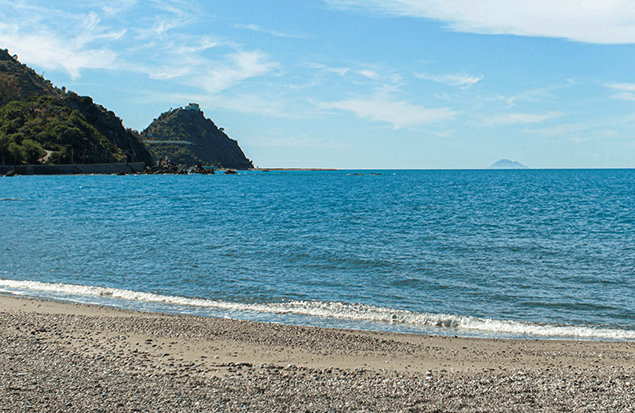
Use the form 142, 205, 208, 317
1, 302, 635, 412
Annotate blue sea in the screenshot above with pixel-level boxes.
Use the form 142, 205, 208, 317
1, 169, 634, 340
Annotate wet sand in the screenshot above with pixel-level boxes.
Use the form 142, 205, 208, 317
1, 294, 635, 412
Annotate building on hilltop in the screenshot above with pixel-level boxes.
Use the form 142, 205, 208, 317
185, 103, 200, 111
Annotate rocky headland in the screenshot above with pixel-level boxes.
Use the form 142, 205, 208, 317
141, 103, 254, 170
1, 49, 254, 172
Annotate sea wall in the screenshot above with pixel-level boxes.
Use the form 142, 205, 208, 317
0, 163, 146, 176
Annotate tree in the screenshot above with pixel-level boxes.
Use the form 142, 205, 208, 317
21, 138, 45, 164
0, 76, 20, 106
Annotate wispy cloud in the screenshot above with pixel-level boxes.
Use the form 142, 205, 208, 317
607, 83, 635, 101
484, 111, 561, 126
528, 113, 635, 140
612, 92, 635, 101
607, 83, 635, 92
307, 62, 350, 76
503, 84, 567, 109
198, 50, 278, 94
0, 26, 118, 80
0, 1, 278, 92
357, 69, 379, 79
325, 0, 635, 44
415, 72, 483, 88
264, 135, 349, 150
321, 97, 456, 129
154, 91, 304, 119
234, 23, 306, 38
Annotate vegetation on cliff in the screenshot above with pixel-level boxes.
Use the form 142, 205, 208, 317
141, 104, 254, 169
0, 49, 154, 166
1, 48, 255, 169
0, 97, 124, 165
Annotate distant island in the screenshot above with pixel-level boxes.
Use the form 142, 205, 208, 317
488, 159, 528, 169
0, 48, 253, 172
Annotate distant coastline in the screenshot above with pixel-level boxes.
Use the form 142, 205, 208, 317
255, 168, 340, 171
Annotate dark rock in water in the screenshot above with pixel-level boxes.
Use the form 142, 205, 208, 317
190, 163, 215, 175
4, 169, 16, 177
224, 169, 238, 175
150, 155, 180, 174
488, 159, 528, 169
141, 103, 254, 170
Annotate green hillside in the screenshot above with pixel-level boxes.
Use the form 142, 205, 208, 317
0, 97, 124, 165
0, 49, 154, 166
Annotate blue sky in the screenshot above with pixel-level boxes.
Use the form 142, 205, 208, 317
2, 0, 635, 168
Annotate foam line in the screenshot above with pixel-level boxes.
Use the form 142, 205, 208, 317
1, 279, 633, 340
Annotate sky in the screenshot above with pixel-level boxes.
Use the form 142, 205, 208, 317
2, 0, 635, 169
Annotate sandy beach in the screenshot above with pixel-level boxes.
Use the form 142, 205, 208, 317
1, 294, 634, 412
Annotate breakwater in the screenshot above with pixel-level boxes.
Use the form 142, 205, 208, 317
1, 163, 146, 175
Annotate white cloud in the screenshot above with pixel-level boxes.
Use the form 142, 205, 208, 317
198, 50, 278, 94
358, 69, 379, 79
325, 0, 635, 44
328, 67, 351, 76
307, 62, 350, 76
0, 29, 118, 80
321, 97, 456, 128
234, 23, 306, 38
608, 83, 635, 91
0, 1, 278, 92
265, 135, 349, 149
415, 72, 483, 88
484, 111, 562, 126
153, 91, 301, 119
612, 92, 635, 101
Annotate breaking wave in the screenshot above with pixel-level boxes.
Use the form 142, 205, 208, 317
1, 278, 634, 341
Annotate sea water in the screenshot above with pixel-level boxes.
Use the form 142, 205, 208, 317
1, 169, 634, 340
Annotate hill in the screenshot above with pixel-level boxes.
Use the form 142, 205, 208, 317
0, 49, 154, 166
141, 104, 254, 169
488, 159, 528, 169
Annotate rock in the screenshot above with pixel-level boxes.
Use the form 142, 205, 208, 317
190, 163, 215, 175
4, 169, 16, 177
148, 156, 181, 174
224, 169, 238, 175
141, 104, 254, 169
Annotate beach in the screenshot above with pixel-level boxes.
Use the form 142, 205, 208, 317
1, 295, 634, 412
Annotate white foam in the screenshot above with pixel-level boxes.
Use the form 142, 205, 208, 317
1, 278, 633, 340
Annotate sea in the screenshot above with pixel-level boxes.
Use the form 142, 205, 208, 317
1, 169, 634, 341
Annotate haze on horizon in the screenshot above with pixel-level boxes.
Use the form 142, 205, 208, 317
2, 0, 635, 169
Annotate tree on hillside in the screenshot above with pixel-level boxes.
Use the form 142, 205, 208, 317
0, 76, 20, 106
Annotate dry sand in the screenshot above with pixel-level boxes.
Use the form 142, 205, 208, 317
1, 294, 635, 412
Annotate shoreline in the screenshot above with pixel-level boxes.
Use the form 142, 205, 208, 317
2, 294, 635, 411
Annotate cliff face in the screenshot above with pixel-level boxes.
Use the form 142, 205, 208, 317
141, 104, 254, 169
0, 48, 155, 166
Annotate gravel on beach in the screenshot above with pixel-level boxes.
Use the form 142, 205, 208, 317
1, 295, 635, 412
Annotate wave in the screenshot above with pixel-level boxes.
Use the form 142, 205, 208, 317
1, 278, 634, 341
